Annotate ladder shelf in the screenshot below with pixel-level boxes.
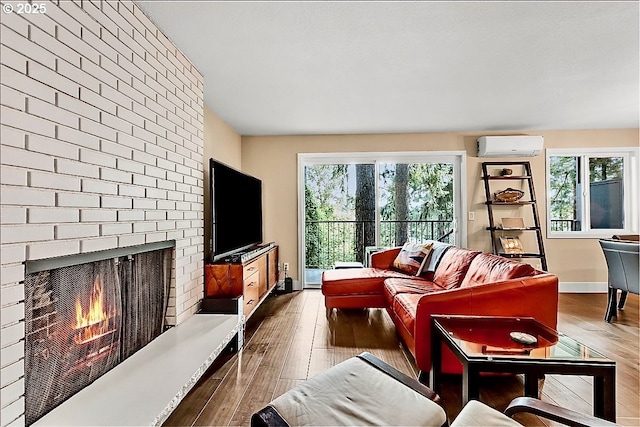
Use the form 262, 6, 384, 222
481, 161, 548, 271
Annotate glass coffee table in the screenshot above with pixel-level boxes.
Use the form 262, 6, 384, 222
430, 315, 616, 422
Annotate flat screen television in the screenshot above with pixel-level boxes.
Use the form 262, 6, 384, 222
210, 159, 263, 261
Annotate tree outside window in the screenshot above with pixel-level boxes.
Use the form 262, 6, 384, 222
547, 148, 638, 237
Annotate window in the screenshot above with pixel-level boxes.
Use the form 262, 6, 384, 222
546, 148, 639, 238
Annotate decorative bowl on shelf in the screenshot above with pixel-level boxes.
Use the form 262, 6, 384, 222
494, 188, 525, 202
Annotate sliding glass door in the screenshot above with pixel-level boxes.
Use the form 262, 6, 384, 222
299, 152, 465, 288
303, 163, 374, 285
378, 162, 455, 246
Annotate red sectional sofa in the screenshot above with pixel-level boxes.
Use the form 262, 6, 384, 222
321, 245, 559, 378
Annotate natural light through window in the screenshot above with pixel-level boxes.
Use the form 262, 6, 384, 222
546, 148, 639, 238
298, 152, 465, 287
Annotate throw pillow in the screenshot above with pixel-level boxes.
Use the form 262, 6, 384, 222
392, 242, 434, 276
415, 243, 436, 276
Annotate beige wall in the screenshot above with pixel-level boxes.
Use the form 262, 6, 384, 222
204, 106, 242, 168
241, 129, 638, 286
203, 107, 242, 260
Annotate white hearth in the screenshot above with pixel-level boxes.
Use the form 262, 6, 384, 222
33, 314, 242, 427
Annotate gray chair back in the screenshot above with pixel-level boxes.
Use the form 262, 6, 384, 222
599, 239, 640, 295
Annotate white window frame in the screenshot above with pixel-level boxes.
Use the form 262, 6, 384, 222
546, 147, 640, 238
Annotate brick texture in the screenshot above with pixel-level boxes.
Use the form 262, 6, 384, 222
0, 2, 204, 425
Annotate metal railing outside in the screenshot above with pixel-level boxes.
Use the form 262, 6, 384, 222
550, 219, 580, 231
306, 219, 579, 272
305, 219, 453, 269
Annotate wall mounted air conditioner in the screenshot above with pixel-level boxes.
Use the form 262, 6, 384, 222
477, 136, 544, 158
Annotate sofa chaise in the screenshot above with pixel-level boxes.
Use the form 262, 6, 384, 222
321, 244, 559, 378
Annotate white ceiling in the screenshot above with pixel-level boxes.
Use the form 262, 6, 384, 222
137, 1, 639, 136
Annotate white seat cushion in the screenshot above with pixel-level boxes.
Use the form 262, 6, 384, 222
270, 357, 447, 426
451, 400, 522, 427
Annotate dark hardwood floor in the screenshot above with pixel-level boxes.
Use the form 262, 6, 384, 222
164, 291, 639, 426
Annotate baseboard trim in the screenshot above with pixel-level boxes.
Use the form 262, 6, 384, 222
559, 282, 607, 293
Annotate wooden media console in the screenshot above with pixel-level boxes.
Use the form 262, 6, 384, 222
204, 244, 279, 319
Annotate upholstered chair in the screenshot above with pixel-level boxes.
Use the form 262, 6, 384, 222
251, 352, 618, 427
599, 239, 640, 322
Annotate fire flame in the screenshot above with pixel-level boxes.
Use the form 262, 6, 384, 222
74, 276, 110, 344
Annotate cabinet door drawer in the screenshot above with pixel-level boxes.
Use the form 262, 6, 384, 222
243, 272, 260, 317
243, 260, 259, 278
255, 255, 268, 295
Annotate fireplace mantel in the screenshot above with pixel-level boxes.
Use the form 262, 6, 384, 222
33, 313, 242, 426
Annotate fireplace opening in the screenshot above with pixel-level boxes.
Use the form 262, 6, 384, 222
24, 247, 172, 426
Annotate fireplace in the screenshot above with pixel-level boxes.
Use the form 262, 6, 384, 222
24, 245, 172, 426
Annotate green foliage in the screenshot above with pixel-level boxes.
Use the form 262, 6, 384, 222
379, 163, 453, 220
408, 163, 454, 221
549, 155, 624, 225
304, 165, 350, 220
304, 165, 356, 267
379, 163, 454, 244
304, 162, 455, 267
304, 185, 321, 268
549, 156, 577, 220
590, 157, 623, 182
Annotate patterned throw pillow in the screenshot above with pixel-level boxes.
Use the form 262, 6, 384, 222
392, 242, 434, 276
